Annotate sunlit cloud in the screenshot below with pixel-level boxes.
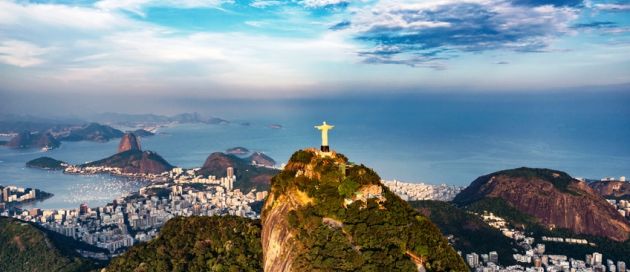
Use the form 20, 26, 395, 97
0, 0, 628, 99
0, 40, 51, 67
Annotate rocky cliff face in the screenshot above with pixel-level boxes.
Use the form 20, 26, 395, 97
117, 132, 141, 153
589, 180, 630, 199
454, 167, 630, 242
7, 131, 60, 149
261, 148, 467, 272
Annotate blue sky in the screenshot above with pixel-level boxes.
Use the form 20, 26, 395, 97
0, 0, 629, 98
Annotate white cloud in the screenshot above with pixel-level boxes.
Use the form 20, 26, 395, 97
0, 0, 359, 96
302, 0, 348, 8
250, 0, 284, 8
0, 1, 130, 30
593, 3, 630, 11
343, 0, 579, 66
0, 40, 50, 67
94, 0, 234, 16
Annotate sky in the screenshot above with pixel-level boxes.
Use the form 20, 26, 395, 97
0, 0, 629, 103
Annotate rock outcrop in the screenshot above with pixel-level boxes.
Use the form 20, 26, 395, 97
589, 180, 630, 199
454, 167, 630, 242
248, 152, 276, 167
261, 148, 467, 271
117, 132, 141, 153
6, 131, 60, 149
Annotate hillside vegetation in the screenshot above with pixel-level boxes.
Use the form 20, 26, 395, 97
105, 216, 263, 272
0, 217, 98, 272
410, 200, 517, 266
262, 149, 467, 271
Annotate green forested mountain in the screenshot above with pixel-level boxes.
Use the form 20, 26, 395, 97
105, 216, 263, 272
0, 217, 99, 272
261, 149, 467, 271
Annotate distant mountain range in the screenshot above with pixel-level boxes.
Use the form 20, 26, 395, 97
1, 122, 154, 150
91, 112, 229, 126
57, 123, 124, 142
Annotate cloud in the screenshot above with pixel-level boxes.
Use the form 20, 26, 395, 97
572, 21, 617, 28
345, 0, 579, 67
329, 20, 350, 30
512, 0, 583, 7
592, 3, 630, 11
0, 0, 359, 96
302, 0, 349, 8
250, 0, 284, 8
0, 1, 130, 30
94, 0, 233, 16
0, 40, 50, 67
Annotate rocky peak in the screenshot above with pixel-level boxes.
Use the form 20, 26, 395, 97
454, 167, 630, 242
118, 132, 141, 153
261, 148, 466, 271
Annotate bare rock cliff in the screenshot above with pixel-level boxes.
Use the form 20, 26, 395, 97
454, 168, 630, 242
117, 132, 141, 153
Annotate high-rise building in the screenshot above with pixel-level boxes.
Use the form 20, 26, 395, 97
489, 251, 499, 264
80, 203, 89, 215
621, 176, 626, 182
466, 253, 479, 267
535, 243, 545, 254
593, 252, 603, 265
2, 187, 9, 202
619, 261, 627, 272
227, 167, 234, 178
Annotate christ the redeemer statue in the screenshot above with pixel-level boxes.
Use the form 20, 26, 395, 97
315, 121, 334, 152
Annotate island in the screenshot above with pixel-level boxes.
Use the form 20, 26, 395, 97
5, 131, 60, 150
26, 157, 69, 170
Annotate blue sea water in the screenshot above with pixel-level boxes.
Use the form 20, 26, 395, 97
1, 92, 629, 209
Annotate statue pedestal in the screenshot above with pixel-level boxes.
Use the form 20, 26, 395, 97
320, 145, 330, 152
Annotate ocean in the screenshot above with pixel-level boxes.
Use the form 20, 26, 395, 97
1, 91, 629, 209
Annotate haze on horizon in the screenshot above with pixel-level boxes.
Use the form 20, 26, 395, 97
0, 0, 629, 111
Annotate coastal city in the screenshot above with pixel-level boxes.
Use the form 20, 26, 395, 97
1, 166, 266, 259
0, 154, 628, 270
465, 210, 627, 272
382, 179, 463, 201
